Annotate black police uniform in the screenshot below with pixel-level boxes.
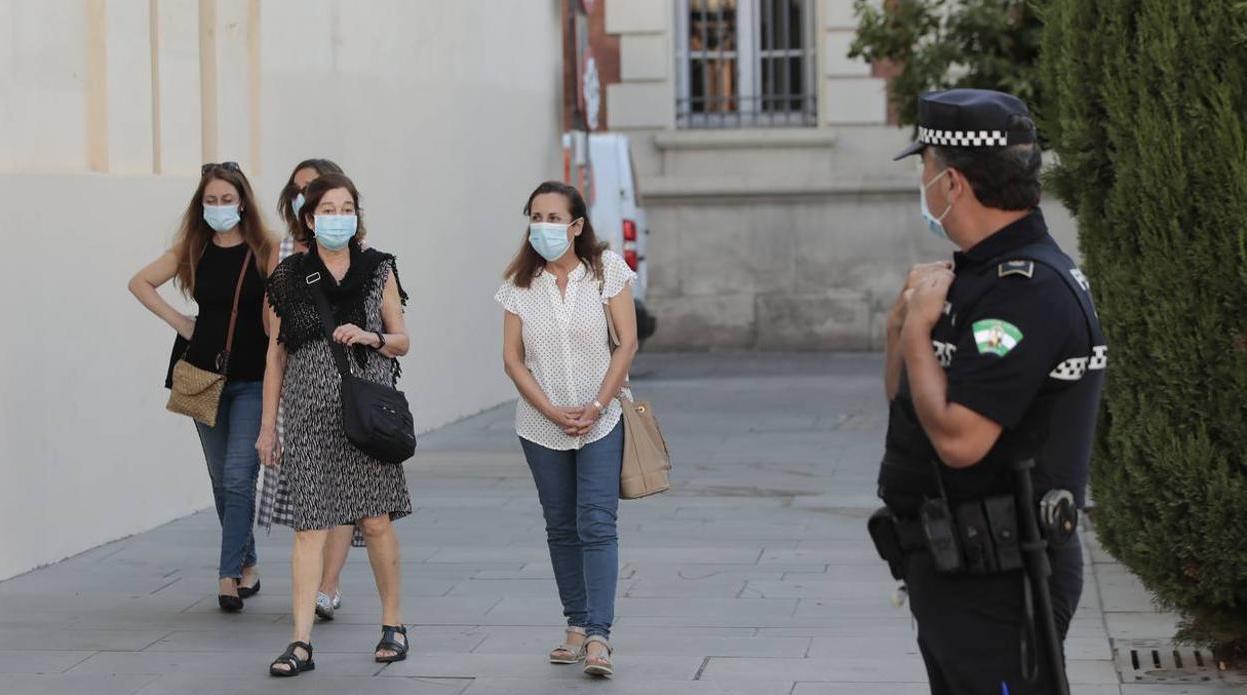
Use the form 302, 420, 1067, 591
877, 90, 1107, 695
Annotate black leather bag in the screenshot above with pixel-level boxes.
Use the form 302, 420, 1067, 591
306, 270, 416, 464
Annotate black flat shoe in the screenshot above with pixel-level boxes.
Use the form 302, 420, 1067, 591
270, 641, 315, 677
238, 579, 261, 599
218, 594, 244, 612
374, 624, 409, 663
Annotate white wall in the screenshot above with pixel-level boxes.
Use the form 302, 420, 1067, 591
0, 0, 563, 581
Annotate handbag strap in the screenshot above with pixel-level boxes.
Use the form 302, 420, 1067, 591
305, 268, 353, 379
598, 277, 629, 400
217, 247, 254, 372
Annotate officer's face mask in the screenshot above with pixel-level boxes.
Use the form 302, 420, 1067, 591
920, 169, 954, 240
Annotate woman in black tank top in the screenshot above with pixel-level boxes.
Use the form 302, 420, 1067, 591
128, 162, 274, 612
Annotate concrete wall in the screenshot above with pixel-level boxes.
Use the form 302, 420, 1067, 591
0, 0, 563, 581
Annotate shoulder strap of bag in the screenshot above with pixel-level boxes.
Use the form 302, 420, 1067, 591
217, 248, 253, 372
304, 268, 352, 378
599, 274, 630, 397
599, 278, 621, 350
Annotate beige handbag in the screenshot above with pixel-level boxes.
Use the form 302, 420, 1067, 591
603, 287, 671, 499
166, 248, 252, 427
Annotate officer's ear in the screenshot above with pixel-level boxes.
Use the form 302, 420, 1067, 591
945, 167, 970, 204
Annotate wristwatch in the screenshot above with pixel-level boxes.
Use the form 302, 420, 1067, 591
592, 400, 605, 412
374, 331, 386, 350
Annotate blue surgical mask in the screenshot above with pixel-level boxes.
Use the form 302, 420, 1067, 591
314, 214, 358, 250
203, 204, 241, 234
291, 192, 305, 218
920, 169, 953, 240
528, 221, 574, 262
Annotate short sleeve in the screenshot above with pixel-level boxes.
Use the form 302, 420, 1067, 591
600, 251, 637, 302
495, 282, 521, 315
266, 256, 296, 318
945, 273, 1081, 429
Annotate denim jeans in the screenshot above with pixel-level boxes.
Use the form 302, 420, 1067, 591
194, 380, 262, 579
519, 422, 623, 639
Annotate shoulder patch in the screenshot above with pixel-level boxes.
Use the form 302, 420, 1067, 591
998, 260, 1035, 279
972, 319, 1023, 356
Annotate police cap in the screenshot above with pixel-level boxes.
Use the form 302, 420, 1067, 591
894, 89, 1037, 160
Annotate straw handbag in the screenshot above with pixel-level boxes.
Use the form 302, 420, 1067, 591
603, 285, 671, 499
166, 248, 252, 427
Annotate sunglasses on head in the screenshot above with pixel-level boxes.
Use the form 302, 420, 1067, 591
202, 161, 241, 175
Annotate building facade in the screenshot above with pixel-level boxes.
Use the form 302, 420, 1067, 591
0, 0, 564, 581
569, 0, 1076, 350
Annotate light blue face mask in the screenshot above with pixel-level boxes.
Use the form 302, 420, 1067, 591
291, 192, 305, 218
314, 214, 358, 250
920, 169, 953, 240
528, 221, 575, 262
203, 204, 241, 234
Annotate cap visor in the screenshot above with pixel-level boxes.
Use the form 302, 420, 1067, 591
893, 140, 925, 161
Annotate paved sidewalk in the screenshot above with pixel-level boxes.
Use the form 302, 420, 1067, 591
0, 353, 1235, 694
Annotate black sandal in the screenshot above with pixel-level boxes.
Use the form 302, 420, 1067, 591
374, 624, 409, 663
269, 641, 315, 677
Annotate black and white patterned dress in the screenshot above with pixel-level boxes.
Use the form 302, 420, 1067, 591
267, 253, 411, 531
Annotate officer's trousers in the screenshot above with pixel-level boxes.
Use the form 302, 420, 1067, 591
904, 537, 1083, 695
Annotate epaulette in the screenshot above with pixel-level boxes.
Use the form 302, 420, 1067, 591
998, 260, 1035, 279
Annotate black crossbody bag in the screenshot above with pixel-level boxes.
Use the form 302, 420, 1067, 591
305, 270, 417, 464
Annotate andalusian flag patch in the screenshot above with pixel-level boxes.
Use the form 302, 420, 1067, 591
972, 319, 1023, 356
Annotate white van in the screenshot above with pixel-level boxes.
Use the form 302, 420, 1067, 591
587, 133, 657, 341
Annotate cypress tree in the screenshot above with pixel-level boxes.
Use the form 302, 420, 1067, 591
1041, 0, 1247, 658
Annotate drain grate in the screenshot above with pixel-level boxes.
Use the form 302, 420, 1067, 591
1113, 639, 1247, 685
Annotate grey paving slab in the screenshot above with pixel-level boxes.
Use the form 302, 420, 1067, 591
3, 353, 1216, 692
131, 674, 471, 694
0, 673, 158, 695
791, 684, 932, 695
380, 653, 702, 680
459, 677, 785, 695
1122, 685, 1247, 694
0, 650, 96, 674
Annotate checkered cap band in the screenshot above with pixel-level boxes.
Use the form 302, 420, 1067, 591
919, 127, 1009, 148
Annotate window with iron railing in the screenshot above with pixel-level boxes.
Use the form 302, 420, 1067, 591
675, 0, 817, 128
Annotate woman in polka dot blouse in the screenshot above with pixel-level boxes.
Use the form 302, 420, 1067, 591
495, 181, 639, 678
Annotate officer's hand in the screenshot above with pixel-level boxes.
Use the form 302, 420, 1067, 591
903, 269, 955, 331
890, 262, 953, 332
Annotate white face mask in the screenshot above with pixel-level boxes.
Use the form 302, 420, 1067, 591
528, 221, 574, 262
920, 169, 953, 240
203, 204, 241, 234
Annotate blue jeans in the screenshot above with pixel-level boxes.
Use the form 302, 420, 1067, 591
519, 422, 623, 639
194, 380, 262, 579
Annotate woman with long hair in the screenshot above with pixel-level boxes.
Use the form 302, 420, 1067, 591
128, 162, 274, 612
496, 181, 639, 678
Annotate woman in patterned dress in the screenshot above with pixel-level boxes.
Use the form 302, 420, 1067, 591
257, 173, 412, 676
496, 181, 639, 678
261, 158, 362, 621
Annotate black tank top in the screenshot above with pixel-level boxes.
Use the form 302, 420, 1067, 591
184, 242, 268, 382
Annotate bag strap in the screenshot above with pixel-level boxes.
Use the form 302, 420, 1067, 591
599, 279, 621, 350
598, 276, 629, 399
217, 248, 253, 372
305, 268, 353, 378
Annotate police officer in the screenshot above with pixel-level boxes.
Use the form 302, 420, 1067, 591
872, 89, 1107, 695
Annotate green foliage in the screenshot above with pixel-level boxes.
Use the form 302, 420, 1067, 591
848, 0, 1043, 128
1042, 0, 1247, 659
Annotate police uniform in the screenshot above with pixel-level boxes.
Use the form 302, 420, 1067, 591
876, 90, 1107, 695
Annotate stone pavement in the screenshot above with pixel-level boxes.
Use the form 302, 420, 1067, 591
0, 353, 1238, 694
